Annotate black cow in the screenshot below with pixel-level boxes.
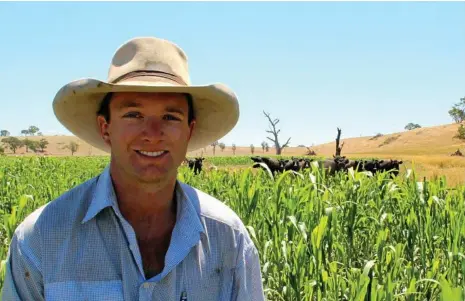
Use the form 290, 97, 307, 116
318, 158, 347, 175
186, 157, 205, 175
377, 159, 403, 177
294, 158, 313, 171
345, 160, 364, 171
360, 159, 383, 173
251, 156, 284, 174
282, 159, 297, 171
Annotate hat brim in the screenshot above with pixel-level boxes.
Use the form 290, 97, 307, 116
52, 78, 239, 153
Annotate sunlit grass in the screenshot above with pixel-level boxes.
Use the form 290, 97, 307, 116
1, 156, 464, 300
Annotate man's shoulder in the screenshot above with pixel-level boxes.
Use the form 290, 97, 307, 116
14, 175, 99, 240
179, 182, 247, 232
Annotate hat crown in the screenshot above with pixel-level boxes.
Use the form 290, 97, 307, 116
107, 37, 191, 85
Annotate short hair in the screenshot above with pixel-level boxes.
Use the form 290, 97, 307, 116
97, 92, 195, 124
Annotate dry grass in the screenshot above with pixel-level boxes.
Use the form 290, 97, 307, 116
310, 122, 465, 156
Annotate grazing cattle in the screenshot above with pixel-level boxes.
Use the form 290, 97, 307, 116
250, 155, 404, 178
377, 159, 403, 176
186, 157, 205, 175
276, 157, 314, 172
251, 156, 315, 174
295, 158, 313, 170
360, 159, 383, 173
343, 158, 402, 177
318, 158, 347, 175
251, 156, 284, 174
282, 159, 297, 171
345, 160, 363, 171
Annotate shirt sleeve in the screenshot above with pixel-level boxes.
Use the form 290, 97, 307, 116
1, 229, 44, 301
231, 241, 265, 301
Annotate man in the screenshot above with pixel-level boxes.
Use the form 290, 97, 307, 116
2, 36, 265, 300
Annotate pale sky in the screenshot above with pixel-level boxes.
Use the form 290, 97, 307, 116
1, 1, 464, 146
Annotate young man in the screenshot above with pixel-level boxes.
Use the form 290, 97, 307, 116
2, 37, 265, 300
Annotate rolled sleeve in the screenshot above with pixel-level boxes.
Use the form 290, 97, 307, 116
1, 230, 44, 301
231, 243, 265, 301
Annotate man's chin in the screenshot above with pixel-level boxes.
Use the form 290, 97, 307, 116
133, 168, 175, 184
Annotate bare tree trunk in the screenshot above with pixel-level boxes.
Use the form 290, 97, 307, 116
263, 111, 291, 155
335, 127, 344, 156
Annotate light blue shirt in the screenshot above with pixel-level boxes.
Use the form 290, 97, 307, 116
2, 165, 265, 300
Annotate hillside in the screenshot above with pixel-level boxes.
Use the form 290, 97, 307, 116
309, 122, 465, 157
1, 122, 464, 157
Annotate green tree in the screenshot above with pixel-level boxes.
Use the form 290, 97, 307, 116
0, 130, 9, 137
63, 141, 79, 155
455, 124, 465, 140
27, 140, 41, 153
1, 137, 24, 154
23, 138, 31, 152
449, 97, 465, 123
28, 125, 40, 136
250, 144, 255, 154
38, 138, 49, 152
219, 142, 226, 152
405, 123, 421, 130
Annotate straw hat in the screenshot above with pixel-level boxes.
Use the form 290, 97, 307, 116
52, 36, 239, 152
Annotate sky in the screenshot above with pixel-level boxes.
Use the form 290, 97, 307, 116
0, 1, 464, 147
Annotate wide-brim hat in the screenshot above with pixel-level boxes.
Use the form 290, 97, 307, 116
52, 36, 239, 153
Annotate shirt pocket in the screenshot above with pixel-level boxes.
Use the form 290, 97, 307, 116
45, 280, 125, 301
191, 266, 234, 301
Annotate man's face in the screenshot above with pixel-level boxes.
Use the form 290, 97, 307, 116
97, 92, 195, 185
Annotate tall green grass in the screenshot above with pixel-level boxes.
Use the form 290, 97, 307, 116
0, 156, 464, 300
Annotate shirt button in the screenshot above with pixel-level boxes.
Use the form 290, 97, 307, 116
144, 283, 150, 288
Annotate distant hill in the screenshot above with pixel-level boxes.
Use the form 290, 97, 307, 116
1, 122, 464, 158
309, 122, 465, 157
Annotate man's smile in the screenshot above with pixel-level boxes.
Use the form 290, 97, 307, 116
135, 150, 169, 159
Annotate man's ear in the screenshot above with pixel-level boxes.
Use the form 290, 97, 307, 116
97, 115, 111, 147
187, 119, 196, 140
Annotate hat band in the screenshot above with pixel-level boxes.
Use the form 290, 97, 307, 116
111, 70, 187, 86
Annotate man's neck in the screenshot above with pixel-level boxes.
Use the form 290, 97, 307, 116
109, 166, 178, 233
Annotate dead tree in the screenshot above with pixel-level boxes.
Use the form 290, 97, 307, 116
335, 127, 344, 156
263, 111, 291, 155
306, 147, 317, 156
210, 140, 219, 156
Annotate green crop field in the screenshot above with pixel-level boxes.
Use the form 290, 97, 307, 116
1, 156, 464, 300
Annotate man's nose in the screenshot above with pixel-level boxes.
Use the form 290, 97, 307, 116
142, 117, 164, 138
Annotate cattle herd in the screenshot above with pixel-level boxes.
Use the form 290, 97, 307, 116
251, 155, 404, 177
184, 155, 404, 177
184, 157, 205, 175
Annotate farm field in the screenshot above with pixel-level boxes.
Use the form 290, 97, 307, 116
1, 156, 464, 300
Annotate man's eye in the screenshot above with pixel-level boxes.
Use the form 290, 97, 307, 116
164, 114, 181, 121
123, 112, 142, 118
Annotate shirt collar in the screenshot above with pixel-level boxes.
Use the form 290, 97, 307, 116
81, 165, 115, 224
81, 165, 205, 239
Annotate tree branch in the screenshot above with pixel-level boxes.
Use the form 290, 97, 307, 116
281, 137, 291, 148
266, 137, 276, 143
